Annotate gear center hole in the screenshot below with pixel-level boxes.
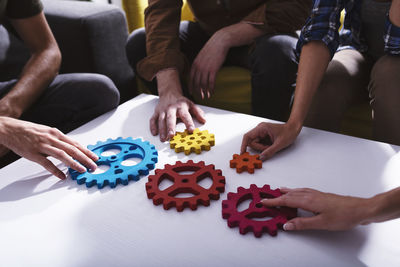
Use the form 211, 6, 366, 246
182, 178, 189, 183
101, 148, 121, 157
243, 158, 249, 162
121, 156, 143, 166
89, 164, 110, 175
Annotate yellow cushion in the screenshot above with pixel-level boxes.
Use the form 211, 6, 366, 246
123, 0, 252, 114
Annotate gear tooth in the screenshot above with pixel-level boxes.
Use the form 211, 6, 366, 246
262, 184, 271, 191
237, 187, 246, 193
250, 184, 258, 190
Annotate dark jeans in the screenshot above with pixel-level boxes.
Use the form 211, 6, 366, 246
126, 21, 298, 121
0, 73, 120, 167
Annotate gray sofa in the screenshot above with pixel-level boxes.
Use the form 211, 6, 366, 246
0, 0, 136, 102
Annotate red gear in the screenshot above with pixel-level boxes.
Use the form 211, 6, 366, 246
230, 152, 262, 173
146, 160, 225, 211
222, 184, 297, 237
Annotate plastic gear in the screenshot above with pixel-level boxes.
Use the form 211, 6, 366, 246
222, 184, 297, 237
146, 160, 225, 211
69, 137, 158, 189
170, 128, 215, 155
230, 152, 262, 173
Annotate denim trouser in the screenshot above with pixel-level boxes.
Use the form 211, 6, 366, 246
0, 73, 120, 167
126, 21, 299, 121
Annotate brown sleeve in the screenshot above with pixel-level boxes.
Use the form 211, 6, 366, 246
242, 0, 312, 34
137, 0, 188, 81
6, 0, 43, 19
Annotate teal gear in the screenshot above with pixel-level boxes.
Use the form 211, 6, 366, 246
69, 137, 158, 189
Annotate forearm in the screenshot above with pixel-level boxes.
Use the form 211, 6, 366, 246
1, 48, 61, 117
390, 0, 400, 26
365, 187, 400, 224
287, 41, 331, 129
215, 22, 265, 49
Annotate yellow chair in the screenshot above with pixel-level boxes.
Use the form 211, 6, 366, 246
122, 0, 252, 114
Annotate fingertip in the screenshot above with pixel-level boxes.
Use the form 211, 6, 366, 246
283, 222, 295, 231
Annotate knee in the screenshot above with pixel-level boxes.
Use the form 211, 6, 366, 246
251, 35, 297, 73
369, 55, 400, 108
70, 73, 120, 112
126, 27, 146, 70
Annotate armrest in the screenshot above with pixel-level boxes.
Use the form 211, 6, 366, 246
43, 0, 136, 101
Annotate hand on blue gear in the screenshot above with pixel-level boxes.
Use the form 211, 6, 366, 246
69, 137, 158, 189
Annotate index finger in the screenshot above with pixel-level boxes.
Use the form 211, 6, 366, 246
177, 107, 195, 133
55, 130, 98, 162
240, 130, 257, 154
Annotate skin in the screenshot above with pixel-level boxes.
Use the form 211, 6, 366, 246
241, 0, 400, 160
152, 22, 265, 142
261, 187, 400, 231
0, 12, 98, 177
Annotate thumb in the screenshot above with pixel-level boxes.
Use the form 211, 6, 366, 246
260, 143, 280, 161
283, 216, 324, 231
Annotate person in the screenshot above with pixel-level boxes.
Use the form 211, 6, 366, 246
261, 186, 400, 231
241, 0, 400, 161
126, 0, 312, 142
0, 0, 120, 178
242, 0, 400, 230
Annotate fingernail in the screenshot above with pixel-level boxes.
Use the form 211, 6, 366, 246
168, 131, 174, 137
79, 166, 87, 173
283, 223, 295, 231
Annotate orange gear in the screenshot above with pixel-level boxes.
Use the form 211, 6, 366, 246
146, 160, 225, 211
170, 128, 215, 155
230, 152, 262, 174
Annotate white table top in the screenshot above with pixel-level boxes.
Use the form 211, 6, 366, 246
0, 94, 399, 267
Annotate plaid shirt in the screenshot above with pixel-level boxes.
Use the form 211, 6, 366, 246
296, 0, 400, 58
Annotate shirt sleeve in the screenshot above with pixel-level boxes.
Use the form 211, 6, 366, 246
384, 14, 400, 55
296, 0, 345, 59
137, 0, 188, 82
6, 0, 43, 19
242, 0, 312, 34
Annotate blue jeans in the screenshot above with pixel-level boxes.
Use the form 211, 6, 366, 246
126, 21, 299, 121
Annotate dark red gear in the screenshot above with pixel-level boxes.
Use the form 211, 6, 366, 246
222, 184, 297, 237
230, 152, 262, 173
146, 160, 226, 212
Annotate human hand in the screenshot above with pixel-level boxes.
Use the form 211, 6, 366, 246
261, 188, 372, 231
0, 98, 23, 119
189, 30, 230, 99
0, 117, 98, 179
240, 122, 301, 161
150, 92, 206, 142
0, 144, 9, 157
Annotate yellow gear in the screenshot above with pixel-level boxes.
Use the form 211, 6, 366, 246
170, 128, 215, 155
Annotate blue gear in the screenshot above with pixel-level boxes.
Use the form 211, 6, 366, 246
68, 137, 158, 189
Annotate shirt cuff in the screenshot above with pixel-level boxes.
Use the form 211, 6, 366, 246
137, 49, 188, 81
384, 14, 400, 55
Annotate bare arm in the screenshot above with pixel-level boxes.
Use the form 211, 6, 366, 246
241, 41, 331, 160
0, 12, 61, 119
261, 186, 400, 231
389, 0, 400, 26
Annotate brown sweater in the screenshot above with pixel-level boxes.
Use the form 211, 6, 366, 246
137, 0, 312, 81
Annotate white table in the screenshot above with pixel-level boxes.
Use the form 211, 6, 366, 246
0, 94, 399, 267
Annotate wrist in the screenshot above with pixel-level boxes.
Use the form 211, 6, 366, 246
286, 118, 303, 135
156, 69, 183, 98
213, 28, 232, 52
0, 97, 23, 118
361, 194, 388, 224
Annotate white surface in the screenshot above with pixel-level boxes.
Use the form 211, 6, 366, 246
0, 94, 399, 267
